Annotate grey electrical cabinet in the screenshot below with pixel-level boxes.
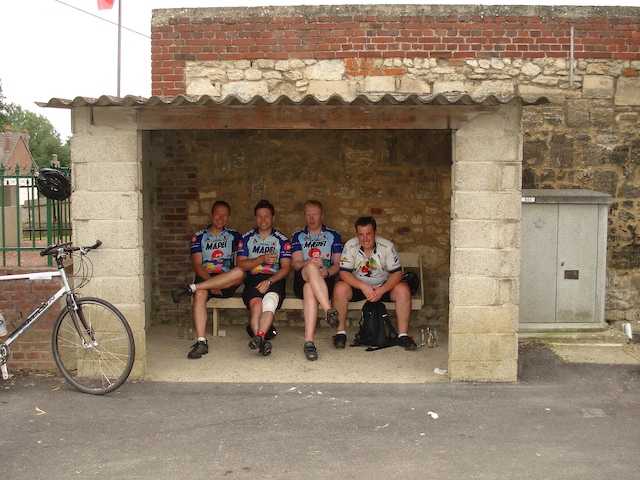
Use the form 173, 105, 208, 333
519, 189, 610, 330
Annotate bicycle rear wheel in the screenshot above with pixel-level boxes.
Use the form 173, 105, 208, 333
52, 297, 135, 395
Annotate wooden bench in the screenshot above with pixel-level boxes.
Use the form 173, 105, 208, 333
205, 252, 424, 336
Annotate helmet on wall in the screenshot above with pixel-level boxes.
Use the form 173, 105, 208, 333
35, 168, 71, 201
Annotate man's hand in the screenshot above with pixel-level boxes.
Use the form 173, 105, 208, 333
361, 283, 376, 301
368, 287, 385, 303
318, 266, 329, 278
257, 280, 271, 294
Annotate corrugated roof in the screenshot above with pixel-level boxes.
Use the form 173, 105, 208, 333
37, 93, 549, 109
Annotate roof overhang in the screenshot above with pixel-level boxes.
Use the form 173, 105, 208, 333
38, 93, 548, 130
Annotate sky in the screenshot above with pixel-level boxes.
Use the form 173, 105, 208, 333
1, 0, 637, 140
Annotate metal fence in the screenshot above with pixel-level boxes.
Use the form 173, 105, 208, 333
0, 167, 71, 267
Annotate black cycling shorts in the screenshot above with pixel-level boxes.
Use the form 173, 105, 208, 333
242, 274, 286, 309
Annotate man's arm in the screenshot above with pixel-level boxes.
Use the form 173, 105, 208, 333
268, 258, 291, 284
327, 252, 342, 277
237, 255, 265, 272
372, 271, 403, 297
291, 251, 306, 271
339, 270, 373, 292
191, 253, 210, 280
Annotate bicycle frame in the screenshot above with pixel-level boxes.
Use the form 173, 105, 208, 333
0, 265, 74, 348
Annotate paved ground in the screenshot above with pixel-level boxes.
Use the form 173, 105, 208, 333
147, 325, 449, 383
2, 343, 639, 480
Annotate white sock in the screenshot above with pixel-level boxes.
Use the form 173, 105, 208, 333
189, 284, 196, 293
197, 336, 207, 342
398, 333, 408, 338
336, 330, 347, 335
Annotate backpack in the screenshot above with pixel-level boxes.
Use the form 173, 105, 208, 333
352, 301, 398, 351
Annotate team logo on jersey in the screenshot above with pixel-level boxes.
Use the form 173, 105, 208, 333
359, 258, 378, 277
212, 249, 224, 259
309, 247, 321, 258
191, 235, 197, 243
284, 242, 292, 252
304, 240, 327, 249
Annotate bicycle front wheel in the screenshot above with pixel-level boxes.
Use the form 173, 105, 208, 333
52, 297, 135, 395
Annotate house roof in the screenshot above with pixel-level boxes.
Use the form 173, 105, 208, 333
0, 131, 32, 170
37, 93, 549, 109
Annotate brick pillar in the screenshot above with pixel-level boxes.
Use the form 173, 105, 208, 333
449, 104, 522, 382
70, 107, 146, 377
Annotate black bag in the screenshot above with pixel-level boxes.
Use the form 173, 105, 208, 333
352, 301, 398, 351
403, 271, 420, 296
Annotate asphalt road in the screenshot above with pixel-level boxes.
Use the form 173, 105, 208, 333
1, 344, 639, 480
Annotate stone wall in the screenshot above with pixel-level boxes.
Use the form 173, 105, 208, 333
147, 130, 451, 328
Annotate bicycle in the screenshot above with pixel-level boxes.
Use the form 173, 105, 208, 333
0, 240, 135, 395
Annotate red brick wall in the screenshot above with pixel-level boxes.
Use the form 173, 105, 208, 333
0, 267, 60, 371
151, 7, 640, 95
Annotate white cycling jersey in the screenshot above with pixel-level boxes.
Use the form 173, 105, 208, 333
339, 236, 401, 286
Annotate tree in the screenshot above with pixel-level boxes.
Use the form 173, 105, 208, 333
0, 80, 7, 129
4, 104, 70, 168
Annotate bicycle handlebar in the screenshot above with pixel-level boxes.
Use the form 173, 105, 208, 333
40, 240, 103, 257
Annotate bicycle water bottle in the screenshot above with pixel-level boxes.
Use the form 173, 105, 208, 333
0, 313, 7, 336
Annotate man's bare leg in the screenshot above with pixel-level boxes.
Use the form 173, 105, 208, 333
259, 311, 275, 334
390, 282, 411, 334
332, 281, 352, 333
301, 264, 331, 311
248, 298, 262, 335
303, 283, 318, 342
193, 267, 244, 291
192, 289, 209, 338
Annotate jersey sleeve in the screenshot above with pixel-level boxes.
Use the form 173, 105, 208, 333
238, 234, 249, 257
331, 231, 343, 254
232, 231, 242, 255
339, 243, 355, 272
290, 231, 302, 254
279, 236, 292, 260
386, 243, 402, 273
190, 232, 202, 254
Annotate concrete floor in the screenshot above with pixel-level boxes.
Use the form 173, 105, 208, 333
3, 346, 640, 480
146, 325, 449, 383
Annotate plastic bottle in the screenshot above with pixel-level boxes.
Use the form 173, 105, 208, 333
0, 313, 7, 337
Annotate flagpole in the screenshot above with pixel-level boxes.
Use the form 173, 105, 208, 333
117, 0, 122, 97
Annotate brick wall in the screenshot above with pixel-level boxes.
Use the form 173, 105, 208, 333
147, 130, 451, 328
151, 5, 640, 95
0, 267, 60, 371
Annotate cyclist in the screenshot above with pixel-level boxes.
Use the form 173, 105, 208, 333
333, 216, 417, 351
171, 200, 244, 359
237, 199, 291, 356
290, 200, 342, 361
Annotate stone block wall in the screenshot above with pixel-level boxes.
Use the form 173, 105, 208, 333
147, 130, 451, 328
71, 108, 147, 378
150, 5, 640, 327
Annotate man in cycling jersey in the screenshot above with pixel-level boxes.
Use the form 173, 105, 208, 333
171, 200, 244, 359
236, 199, 292, 356
333, 216, 417, 350
290, 200, 342, 361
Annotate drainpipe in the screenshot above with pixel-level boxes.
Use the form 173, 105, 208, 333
569, 26, 575, 88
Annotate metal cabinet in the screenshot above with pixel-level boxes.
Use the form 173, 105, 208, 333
519, 189, 610, 330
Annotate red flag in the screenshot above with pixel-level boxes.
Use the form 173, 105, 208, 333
97, 0, 114, 9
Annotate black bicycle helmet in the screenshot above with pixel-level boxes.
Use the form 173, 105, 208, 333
35, 168, 71, 201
